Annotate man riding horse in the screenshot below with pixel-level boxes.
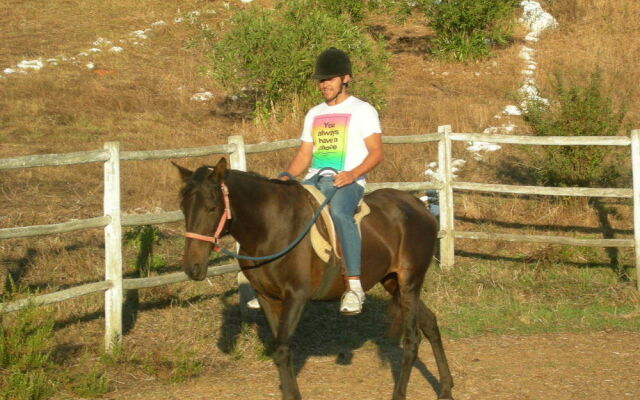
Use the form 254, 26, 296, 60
175, 47, 454, 400
278, 47, 384, 315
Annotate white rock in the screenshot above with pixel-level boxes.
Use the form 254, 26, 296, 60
467, 142, 502, 152
525, 32, 540, 42
4, 68, 16, 74
191, 91, 214, 102
425, 170, 443, 181
130, 30, 148, 40
518, 47, 535, 61
519, 83, 540, 98
520, 1, 558, 33
17, 59, 44, 70
93, 37, 112, 47
503, 105, 522, 116
151, 20, 166, 27
86, 62, 95, 70
109, 46, 124, 53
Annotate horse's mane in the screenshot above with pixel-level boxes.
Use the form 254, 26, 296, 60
229, 169, 299, 186
182, 167, 298, 199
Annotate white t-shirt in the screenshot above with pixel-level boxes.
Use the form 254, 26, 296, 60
300, 96, 381, 185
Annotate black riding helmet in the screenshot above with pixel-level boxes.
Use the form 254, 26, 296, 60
311, 47, 352, 80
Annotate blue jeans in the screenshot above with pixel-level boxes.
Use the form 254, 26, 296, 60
305, 176, 364, 277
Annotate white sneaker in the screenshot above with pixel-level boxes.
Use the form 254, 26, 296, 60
246, 298, 261, 310
340, 290, 365, 315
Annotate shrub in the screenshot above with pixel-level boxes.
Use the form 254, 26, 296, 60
0, 307, 55, 400
422, 0, 519, 61
523, 69, 628, 187
71, 366, 110, 398
124, 225, 163, 277
209, 0, 390, 120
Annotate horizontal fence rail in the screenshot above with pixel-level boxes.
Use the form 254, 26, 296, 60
0, 264, 240, 313
1, 128, 639, 353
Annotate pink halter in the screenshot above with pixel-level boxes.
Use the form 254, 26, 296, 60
184, 182, 231, 251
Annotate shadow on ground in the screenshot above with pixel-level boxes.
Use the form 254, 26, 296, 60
216, 292, 442, 396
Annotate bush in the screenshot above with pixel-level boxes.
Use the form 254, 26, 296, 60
0, 307, 55, 400
124, 225, 163, 277
423, 0, 519, 61
71, 366, 110, 398
523, 69, 628, 187
209, 0, 390, 120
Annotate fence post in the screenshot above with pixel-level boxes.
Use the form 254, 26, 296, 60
631, 130, 640, 291
228, 135, 247, 172
103, 142, 123, 352
437, 125, 455, 268
227, 136, 255, 310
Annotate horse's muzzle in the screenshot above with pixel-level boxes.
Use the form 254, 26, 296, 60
183, 261, 208, 281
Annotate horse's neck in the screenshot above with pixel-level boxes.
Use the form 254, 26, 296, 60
225, 171, 274, 243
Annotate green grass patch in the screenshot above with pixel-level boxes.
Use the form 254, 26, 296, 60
424, 259, 640, 338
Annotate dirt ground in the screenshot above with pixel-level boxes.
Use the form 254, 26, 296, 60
103, 330, 639, 400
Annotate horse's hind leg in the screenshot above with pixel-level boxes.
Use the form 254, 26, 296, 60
391, 287, 422, 400
417, 300, 454, 399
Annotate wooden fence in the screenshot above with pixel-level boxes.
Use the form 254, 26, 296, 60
1, 126, 639, 352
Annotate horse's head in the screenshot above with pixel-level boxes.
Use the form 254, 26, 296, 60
174, 158, 228, 281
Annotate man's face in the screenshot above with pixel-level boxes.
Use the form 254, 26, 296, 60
318, 75, 350, 102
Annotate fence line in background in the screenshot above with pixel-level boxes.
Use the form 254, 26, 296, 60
1, 128, 639, 352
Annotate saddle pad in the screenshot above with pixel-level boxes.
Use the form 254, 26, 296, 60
301, 184, 370, 263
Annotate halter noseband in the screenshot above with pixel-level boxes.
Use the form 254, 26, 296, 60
184, 182, 231, 251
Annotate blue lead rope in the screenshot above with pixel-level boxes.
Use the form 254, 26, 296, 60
217, 169, 338, 262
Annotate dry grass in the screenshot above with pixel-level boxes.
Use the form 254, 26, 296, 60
1, 0, 640, 397
537, 0, 640, 128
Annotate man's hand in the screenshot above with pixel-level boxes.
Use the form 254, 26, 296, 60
333, 170, 356, 187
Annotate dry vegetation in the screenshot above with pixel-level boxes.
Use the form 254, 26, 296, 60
1, 0, 640, 398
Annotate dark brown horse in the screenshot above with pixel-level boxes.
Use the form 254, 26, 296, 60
175, 158, 454, 400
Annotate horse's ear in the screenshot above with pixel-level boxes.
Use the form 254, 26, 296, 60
172, 161, 193, 183
213, 157, 227, 181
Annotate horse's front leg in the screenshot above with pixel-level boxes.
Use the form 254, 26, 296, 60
258, 291, 307, 400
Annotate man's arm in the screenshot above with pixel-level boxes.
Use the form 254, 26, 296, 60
280, 141, 314, 180
333, 133, 384, 187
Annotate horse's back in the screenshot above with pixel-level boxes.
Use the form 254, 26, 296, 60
360, 189, 438, 289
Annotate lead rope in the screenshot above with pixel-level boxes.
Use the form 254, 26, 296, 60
217, 186, 336, 261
